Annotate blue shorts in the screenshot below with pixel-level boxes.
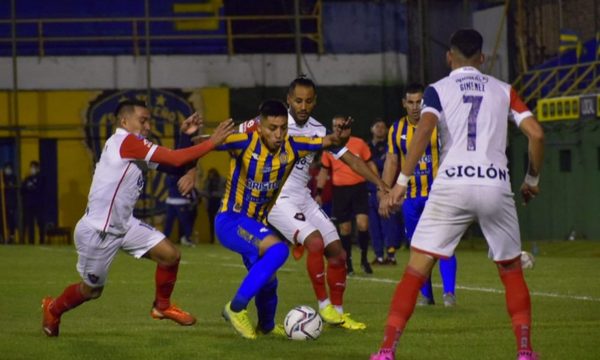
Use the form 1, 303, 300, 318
402, 196, 428, 241
215, 211, 275, 268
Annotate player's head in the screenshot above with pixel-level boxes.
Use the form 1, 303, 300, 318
370, 118, 388, 140
287, 75, 317, 125
447, 28, 484, 69
403, 83, 424, 123
114, 100, 151, 137
258, 99, 289, 153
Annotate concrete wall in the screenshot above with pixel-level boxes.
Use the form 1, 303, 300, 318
0, 53, 408, 90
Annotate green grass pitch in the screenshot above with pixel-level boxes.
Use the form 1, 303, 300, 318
0, 240, 598, 360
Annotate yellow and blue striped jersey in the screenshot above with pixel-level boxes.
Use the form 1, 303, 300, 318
217, 131, 324, 221
387, 116, 439, 198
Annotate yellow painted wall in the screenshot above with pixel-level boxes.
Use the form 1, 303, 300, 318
0, 88, 230, 244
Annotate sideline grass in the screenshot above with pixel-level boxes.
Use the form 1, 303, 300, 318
0, 240, 598, 360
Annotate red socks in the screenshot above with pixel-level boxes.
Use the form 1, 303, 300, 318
51, 283, 88, 316
499, 264, 532, 352
307, 250, 327, 301
154, 258, 180, 310
327, 256, 347, 306
381, 267, 428, 349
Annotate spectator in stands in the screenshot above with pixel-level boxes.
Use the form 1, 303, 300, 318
22, 160, 45, 245
202, 167, 225, 244
1, 162, 17, 244
317, 116, 377, 275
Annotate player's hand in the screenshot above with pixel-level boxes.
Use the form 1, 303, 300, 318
379, 184, 406, 217
181, 112, 203, 135
209, 118, 235, 146
520, 182, 539, 205
177, 169, 196, 196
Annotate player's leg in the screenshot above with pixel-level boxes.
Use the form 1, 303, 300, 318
402, 197, 434, 305
124, 219, 195, 326
162, 204, 177, 238
217, 212, 288, 339
42, 219, 116, 336
439, 255, 458, 306
373, 186, 471, 358
255, 276, 282, 335
178, 204, 195, 246
367, 192, 386, 265
477, 186, 535, 358
267, 198, 329, 305
332, 185, 355, 274
382, 211, 403, 264
352, 183, 373, 274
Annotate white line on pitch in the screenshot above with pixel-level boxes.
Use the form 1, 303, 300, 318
350, 276, 600, 302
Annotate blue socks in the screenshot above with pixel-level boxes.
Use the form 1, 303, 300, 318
255, 278, 278, 332
420, 255, 457, 301
440, 255, 457, 294
230, 242, 289, 312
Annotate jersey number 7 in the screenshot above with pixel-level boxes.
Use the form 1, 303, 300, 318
463, 95, 483, 151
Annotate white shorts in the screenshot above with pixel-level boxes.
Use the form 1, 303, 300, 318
267, 193, 339, 247
75, 217, 165, 287
411, 184, 521, 262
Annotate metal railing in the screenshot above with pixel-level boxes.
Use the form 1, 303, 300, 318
0, 12, 323, 57
512, 60, 600, 109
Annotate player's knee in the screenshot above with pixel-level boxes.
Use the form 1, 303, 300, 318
82, 283, 104, 300
327, 248, 347, 267
304, 232, 325, 254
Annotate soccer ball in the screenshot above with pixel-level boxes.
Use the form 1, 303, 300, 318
520, 251, 535, 269
283, 305, 323, 340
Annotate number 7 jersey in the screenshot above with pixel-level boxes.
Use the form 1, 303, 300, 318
421, 66, 533, 190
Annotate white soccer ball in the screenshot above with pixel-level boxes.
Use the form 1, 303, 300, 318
520, 251, 535, 269
284, 305, 323, 340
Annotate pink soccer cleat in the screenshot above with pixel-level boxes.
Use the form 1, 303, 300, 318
517, 350, 539, 360
370, 348, 395, 360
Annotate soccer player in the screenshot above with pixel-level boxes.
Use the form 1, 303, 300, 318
41, 100, 235, 337
217, 99, 353, 339
242, 77, 389, 329
382, 83, 458, 307
371, 29, 544, 360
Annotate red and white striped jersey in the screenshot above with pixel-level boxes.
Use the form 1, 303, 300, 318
422, 66, 533, 190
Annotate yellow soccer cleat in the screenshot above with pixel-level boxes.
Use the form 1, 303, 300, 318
257, 323, 286, 337
318, 304, 344, 325
340, 313, 366, 330
222, 302, 257, 339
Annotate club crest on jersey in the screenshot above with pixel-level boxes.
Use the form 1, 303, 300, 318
294, 213, 306, 221
87, 273, 100, 284
279, 153, 288, 164
85, 89, 195, 219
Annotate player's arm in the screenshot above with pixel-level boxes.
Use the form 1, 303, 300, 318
322, 116, 353, 148
339, 152, 389, 193
510, 88, 545, 204
518, 116, 544, 204
121, 119, 234, 167
382, 124, 399, 187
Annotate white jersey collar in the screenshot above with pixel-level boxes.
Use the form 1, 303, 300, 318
449, 66, 482, 76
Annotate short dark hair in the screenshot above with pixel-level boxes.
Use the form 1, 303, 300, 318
405, 83, 424, 96
449, 29, 483, 58
114, 99, 147, 118
287, 75, 316, 96
259, 99, 288, 119
371, 117, 387, 127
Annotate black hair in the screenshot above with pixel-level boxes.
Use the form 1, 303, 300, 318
405, 83, 425, 96
30, 160, 40, 167
259, 99, 288, 119
371, 117, 387, 127
287, 75, 316, 96
114, 99, 148, 118
449, 28, 483, 58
